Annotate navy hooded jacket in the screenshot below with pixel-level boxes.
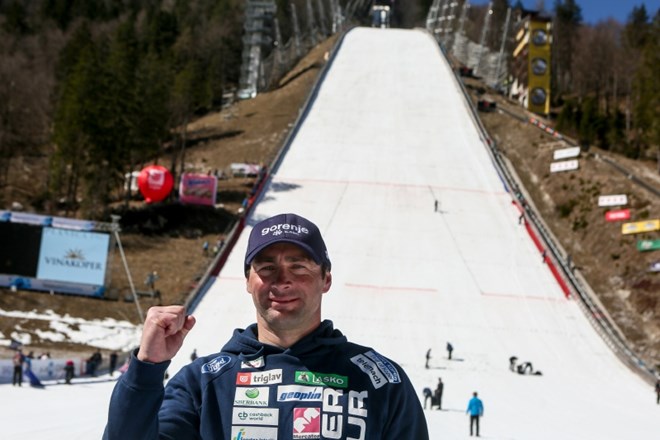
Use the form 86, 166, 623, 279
104, 320, 429, 439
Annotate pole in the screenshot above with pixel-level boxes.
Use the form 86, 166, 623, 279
111, 215, 144, 323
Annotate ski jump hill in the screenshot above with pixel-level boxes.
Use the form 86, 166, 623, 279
174, 27, 659, 439
3, 27, 658, 440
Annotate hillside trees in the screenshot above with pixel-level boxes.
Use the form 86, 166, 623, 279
47, 0, 244, 217
555, 5, 659, 158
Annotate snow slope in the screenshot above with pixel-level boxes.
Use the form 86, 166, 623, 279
2, 27, 658, 439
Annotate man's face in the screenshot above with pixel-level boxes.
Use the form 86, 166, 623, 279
246, 242, 331, 337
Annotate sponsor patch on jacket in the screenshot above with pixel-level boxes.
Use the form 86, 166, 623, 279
201, 355, 231, 374
350, 353, 387, 389
236, 369, 283, 385
277, 385, 324, 402
234, 387, 270, 406
293, 407, 321, 439
232, 408, 279, 426
230, 426, 278, 440
294, 371, 348, 389
364, 350, 400, 384
241, 356, 265, 369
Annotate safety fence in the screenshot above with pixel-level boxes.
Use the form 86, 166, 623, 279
433, 34, 658, 385
184, 28, 352, 313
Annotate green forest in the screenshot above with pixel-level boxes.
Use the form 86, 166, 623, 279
0, 0, 658, 219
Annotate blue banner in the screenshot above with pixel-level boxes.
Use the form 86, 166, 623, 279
36, 228, 110, 285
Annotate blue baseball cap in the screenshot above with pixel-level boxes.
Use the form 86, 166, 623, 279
244, 213, 331, 272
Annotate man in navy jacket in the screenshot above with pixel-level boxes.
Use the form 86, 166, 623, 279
104, 213, 429, 439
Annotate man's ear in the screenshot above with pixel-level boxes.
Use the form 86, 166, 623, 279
322, 272, 332, 293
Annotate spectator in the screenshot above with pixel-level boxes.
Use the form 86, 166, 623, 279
64, 360, 75, 384
190, 349, 197, 362
466, 391, 484, 437
109, 352, 118, 377
425, 348, 432, 369
145, 271, 159, 291
104, 213, 429, 439
509, 356, 518, 372
434, 377, 444, 410
88, 350, 102, 376
12, 349, 24, 386
446, 342, 454, 360
655, 379, 660, 405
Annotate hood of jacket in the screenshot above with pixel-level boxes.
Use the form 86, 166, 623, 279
220, 319, 348, 363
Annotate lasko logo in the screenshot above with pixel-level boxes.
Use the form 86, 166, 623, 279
293, 407, 321, 439
201, 355, 232, 374
234, 387, 270, 407
295, 371, 348, 389
241, 357, 265, 369
231, 426, 278, 440
350, 354, 387, 389
277, 385, 324, 402
364, 351, 400, 384
262, 223, 309, 236
232, 408, 279, 426
236, 369, 283, 385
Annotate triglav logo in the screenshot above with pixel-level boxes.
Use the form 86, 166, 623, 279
236, 369, 282, 385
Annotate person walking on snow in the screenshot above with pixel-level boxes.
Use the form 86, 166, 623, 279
434, 377, 444, 410
446, 342, 454, 360
466, 391, 484, 437
425, 348, 432, 369
12, 349, 24, 386
103, 213, 428, 439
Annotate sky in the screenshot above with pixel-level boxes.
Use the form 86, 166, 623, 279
471, 0, 660, 24
2, 27, 660, 439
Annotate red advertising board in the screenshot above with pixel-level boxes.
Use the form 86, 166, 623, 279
605, 209, 630, 222
179, 173, 217, 206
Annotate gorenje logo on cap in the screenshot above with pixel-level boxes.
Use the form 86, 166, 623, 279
261, 223, 309, 236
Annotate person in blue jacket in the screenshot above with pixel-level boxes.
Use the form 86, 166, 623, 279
466, 391, 484, 437
104, 213, 429, 439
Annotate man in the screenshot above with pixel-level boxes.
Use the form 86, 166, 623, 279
109, 351, 118, 376
446, 341, 454, 360
12, 349, 24, 386
104, 213, 428, 439
466, 391, 484, 437
425, 348, 432, 369
434, 377, 444, 410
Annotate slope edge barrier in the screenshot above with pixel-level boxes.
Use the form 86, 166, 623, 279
183, 28, 355, 313
428, 31, 657, 385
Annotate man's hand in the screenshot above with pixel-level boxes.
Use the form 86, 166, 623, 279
137, 306, 196, 363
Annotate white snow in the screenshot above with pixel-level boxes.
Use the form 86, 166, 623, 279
1, 27, 658, 439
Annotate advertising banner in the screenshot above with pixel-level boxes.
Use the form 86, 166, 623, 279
598, 194, 627, 207
605, 209, 631, 222
36, 228, 110, 285
550, 159, 579, 173
527, 19, 552, 115
179, 173, 218, 206
637, 239, 660, 252
553, 146, 580, 160
621, 219, 660, 235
